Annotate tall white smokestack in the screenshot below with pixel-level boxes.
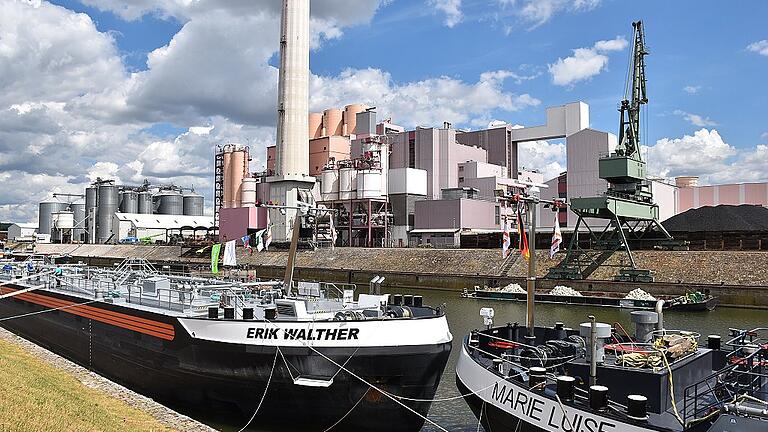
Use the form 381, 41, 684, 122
268, 0, 315, 242
275, 0, 309, 177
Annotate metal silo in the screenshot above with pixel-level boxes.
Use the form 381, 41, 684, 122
39, 201, 69, 235
119, 190, 138, 213
138, 192, 153, 214
183, 193, 204, 216
85, 187, 97, 243
156, 190, 184, 215
71, 203, 86, 242
96, 184, 119, 243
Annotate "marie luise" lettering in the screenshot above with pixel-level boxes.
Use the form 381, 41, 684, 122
246, 327, 360, 341
492, 382, 617, 432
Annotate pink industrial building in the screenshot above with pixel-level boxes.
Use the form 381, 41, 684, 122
676, 177, 768, 212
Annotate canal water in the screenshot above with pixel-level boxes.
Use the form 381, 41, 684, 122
198, 287, 766, 431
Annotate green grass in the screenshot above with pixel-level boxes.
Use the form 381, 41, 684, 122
0, 338, 175, 432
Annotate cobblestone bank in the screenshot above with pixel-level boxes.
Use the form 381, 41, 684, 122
0, 327, 217, 432
28, 245, 768, 287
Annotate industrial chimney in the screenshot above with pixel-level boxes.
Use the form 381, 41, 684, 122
268, 0, 316, 242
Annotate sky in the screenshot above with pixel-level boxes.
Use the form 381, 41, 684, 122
1, 0, 767, 223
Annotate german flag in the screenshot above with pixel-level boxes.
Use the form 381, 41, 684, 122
517, 207, 529, 261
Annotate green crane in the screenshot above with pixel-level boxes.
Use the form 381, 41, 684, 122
548, 20, 674, 283
599, 21, 651, 202
617, 21, 648, 160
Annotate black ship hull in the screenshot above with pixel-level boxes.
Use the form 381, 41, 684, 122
0, 285, 452, 431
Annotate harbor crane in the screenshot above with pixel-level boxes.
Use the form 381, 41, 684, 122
548, 21, 674, 282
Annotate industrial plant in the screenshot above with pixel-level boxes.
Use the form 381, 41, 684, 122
35, 179, 212, 245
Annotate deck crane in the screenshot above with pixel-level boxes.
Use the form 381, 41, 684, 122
548, 21, 674, 283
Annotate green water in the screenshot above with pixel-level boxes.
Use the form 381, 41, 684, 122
194, 288, 767, 431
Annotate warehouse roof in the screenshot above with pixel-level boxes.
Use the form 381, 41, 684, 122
9, 223, 38, 229
115, 213, 214, 229
662, 205, 768, 232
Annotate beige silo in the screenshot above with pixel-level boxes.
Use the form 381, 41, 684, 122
308, 112, 323, 139
323, 108, 343, 137
343, 104, 366, 136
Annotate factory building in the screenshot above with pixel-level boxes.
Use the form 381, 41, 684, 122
113, 213, 214, 244
37, 180, 205, 245
675, 177, 768, 213
7, 223, 38, 242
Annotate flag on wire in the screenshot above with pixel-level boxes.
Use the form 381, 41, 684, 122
210, 243, 221, 274
264, 212, 272, 251
241, 234, 251, 249
550, 212, 562, 259
223, 240, 237, 267
254, 228, 266, 252
501, 217, 511, 258
329, 213, 337, 248
517, 206, 530, 261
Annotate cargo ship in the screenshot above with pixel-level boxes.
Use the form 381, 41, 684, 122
0, 258, 452, 431
462, 286, 719, 311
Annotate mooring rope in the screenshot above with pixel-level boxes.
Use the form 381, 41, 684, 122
0, 270, 54, 288
0, 298, 102, 322
237, 346, 280, 432
322, 388, 370, 432
0, 284, 48, 299
262, 317, 450, 432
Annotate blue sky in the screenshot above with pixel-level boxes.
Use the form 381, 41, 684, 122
1, 0, 767, 221
50, 0, 768, 149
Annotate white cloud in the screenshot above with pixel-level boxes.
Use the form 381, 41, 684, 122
0, 1, 125, 107
0, 0, 545, 224
0, 0, 385, 223
498, 0, 602, 28
518, 140, 566, 180
673, 110, 717, 127
310, 68, 540, 129
428, 0, 463, 28
548, 36, 627, 86
762, 132, 768, 141
746, 40, 768, 57
683, 85, 701, 95
644, 129, 768, 184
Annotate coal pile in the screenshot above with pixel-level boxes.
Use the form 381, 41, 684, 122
662, 205, 768, 232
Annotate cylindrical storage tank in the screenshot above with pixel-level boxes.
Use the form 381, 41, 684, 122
223, 149, 233, 208
229, 149, 247, 208
320, 169, 340, 201
183, 193, 204, 216
85, 187, 97, 210
119, 190, 138, 213
138, 192, 153, 214
38, 201, 69, 235
71, 203, 86, 242
339, 167, 357, 200
241, 178, 258, 207
85, 187, 98, 243
357, 169, 382, 199
323, 108, 343, 137
155, 190, 183, 215
308, 112, 323, 139
52, 211, 74, 230
344, 104, 366, 136
96, 184, 119, 243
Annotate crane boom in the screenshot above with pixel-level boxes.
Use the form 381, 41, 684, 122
617, 21, 648, 160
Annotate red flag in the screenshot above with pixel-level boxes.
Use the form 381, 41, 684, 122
517, 207, 529, 261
